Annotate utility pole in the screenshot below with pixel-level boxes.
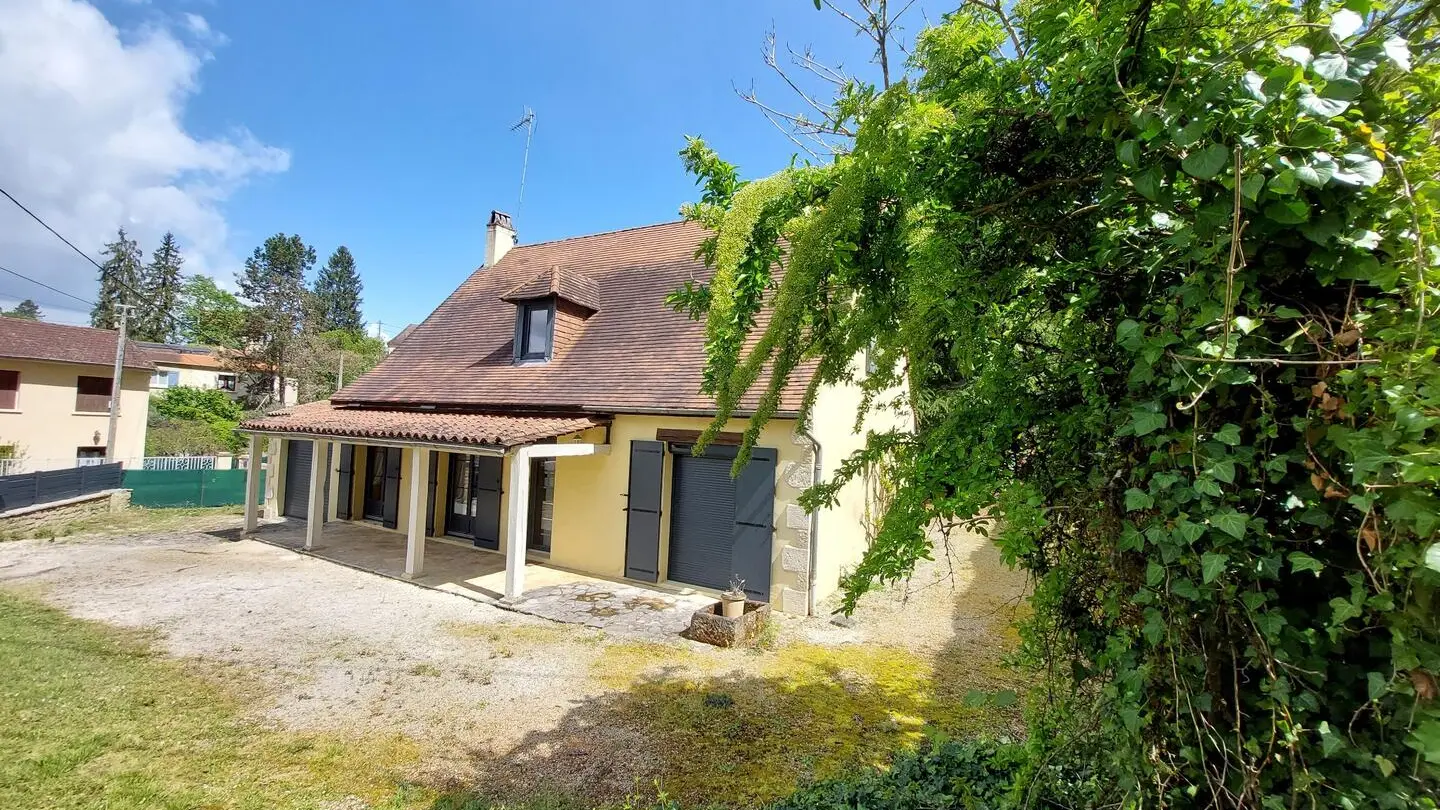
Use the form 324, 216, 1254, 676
337, 351, 345, 393
105, 304, 134, 463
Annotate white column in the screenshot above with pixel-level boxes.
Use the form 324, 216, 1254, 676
504, 448, 533, 599
404, 447, 430, 579
305, 438, 328, 550
243, 434, 261, 533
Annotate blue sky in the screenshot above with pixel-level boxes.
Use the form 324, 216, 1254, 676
0, 1, 933, 333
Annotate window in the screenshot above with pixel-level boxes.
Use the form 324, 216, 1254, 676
517, 301, 554, 362
0, 370, 17, 410
217, 373, 237, 392
76, 446, 106, 466
150, 369, 180, 388
75, 376, 112, 413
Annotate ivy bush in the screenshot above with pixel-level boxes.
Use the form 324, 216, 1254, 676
679, 0, 1439, 806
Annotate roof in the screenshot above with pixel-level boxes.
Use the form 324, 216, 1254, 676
388, 324, 418, 348
239, 400, 606, 449
0, 317, 154, 371
334, 220, 814, 415
501, 265, 602, 312
140, 343, 226, 369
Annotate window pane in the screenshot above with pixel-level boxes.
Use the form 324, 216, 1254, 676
0, 370, 16, 410
524, 304, 552, 357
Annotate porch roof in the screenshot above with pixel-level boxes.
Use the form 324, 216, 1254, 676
238, 399, 607, 449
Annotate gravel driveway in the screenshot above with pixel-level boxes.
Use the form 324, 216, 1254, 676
0, 517, 1027, 802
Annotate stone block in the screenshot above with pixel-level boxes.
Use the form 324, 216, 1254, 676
687, 601, 772, 647
781, 546, 809, 574
785, 461, 814, 490
785, 504, 810, 530
779, 586, 809, 616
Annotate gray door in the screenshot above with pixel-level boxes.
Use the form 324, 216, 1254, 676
282, 440, 312, 519
666, 444, 776, 602
624, 440, 664, 581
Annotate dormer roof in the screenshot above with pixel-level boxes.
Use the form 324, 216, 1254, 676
500, 264, 601, 313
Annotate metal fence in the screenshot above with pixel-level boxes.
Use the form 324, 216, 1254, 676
0, 463, 124, 512
122, 468, 261, 508
141, 456, 218, 471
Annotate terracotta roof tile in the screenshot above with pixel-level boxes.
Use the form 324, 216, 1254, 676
501, 265, 603, 312
334, 220, 814, 415
239, 400, 606, 449
0, 316, 154, 370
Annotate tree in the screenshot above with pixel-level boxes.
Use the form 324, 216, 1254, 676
312, 246, 364, 334
235, 234, 314, 408
146, 387, 244, 455
684, 2, 1438, 808
134, 232, 184, 342
176, 276, 247, 348
292, 328, 386, 403
91, 228, 141, 329
2, 299, 42, 320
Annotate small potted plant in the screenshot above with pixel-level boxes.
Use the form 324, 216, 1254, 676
720, 575, 747, 619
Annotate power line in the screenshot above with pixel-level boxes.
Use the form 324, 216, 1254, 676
0, 263, 95, 307
0, 185, 105, 272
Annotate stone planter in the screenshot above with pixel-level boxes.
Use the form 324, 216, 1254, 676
687, 600, 771, 648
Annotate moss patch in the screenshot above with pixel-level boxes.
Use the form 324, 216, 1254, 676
0, 590, 428, 810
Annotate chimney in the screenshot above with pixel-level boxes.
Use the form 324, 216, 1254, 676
485, 210, 516, 267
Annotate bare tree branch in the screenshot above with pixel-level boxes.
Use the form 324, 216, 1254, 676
966, 0, 1027, 57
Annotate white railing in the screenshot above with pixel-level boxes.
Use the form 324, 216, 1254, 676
76, 457, 108, 468
141, 455, 217, 471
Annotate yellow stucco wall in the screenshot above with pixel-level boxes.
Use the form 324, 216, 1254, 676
0, 359, 150, 469
807, 355, 914, 606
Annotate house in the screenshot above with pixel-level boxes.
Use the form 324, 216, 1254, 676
237, 212, 908, 615
0, 317, 154, 472
139, 342, 298, 406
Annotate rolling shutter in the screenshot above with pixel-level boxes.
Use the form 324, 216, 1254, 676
381, 447, 402, 529
282, 440, 312, 519
472, 456, 503, 550
336, 444, 354, 520
732, 448, 777, 601
624, 440, 664, 582
666, 451, 736, 591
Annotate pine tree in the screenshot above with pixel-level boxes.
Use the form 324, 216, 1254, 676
235, 234, 315, 408
135, 232, 184, 342
91, 228, 142, 329
2, 299, 42, 320
312, 246, 364, 334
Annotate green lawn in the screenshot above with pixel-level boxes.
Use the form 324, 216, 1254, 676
0, 505, 243, 541
0, 591, 424, 810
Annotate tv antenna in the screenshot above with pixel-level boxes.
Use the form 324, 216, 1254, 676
510, 107, 535, 217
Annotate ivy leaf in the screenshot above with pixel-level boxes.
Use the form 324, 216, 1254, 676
1208, 459, 1237, 484
1174, 520, 1205, 545
1368, 671, 1388, 701
1332, 152, 1383, 187
1255, 611, 1286, 638
1383, 36, 1412, 71
1240, 173, 1265, 201
1294, 158, 1335, 188
1311, 52, 1349, 80
1182, 144, 1229, 180
1215, 424, 1242, 445
1201, 552, 1229, 583
1125, 488, 1155, 511
1410, 720, 1440, 765
1171, 578, 1200, 600
1134, 165, 1163, 200
1318, 721, 1345, 757
1116, 319, 1144, 350
1320, 77, 1362, 100
1142, 608, 1166, 644
1268, 169, 1299, 195
1289, 552, 1325, 575
1131, 408, 1168, 436
1278, 44, 1313, 66
1211, 510, 1248, 540
1119, 523, 1145, 552
1117, 140, 1140, 167
1265, 199, 1310, 224
1330, 8, 1363, 39
1194, 478, 1223, 497
1330, 596, 1362, 624
1173, 120, 1206, 148
1299, 90, 1350, 119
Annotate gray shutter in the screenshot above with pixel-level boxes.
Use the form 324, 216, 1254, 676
732, 448, 777, 602
381, 448, 402, 529
282, 440, 312, 519
624, 440, 664, 581
472, 456, 503, 549
425, 452, 439, 536
336, 444, 354, 520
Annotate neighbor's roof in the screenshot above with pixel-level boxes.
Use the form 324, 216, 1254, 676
139, 342, 226, 369
334, 220, 813, 415
0, 317, 154, 371
239, 399, 607, 449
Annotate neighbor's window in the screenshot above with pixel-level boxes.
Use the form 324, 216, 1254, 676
0, 370, 17, 410
75, 375, 112, 413
76, 446, 106, 466
217, 373, 237, 392
150, 369, 179, 388
518, 301, 554, 362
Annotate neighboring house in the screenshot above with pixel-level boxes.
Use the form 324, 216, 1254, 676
0, 317, 153, 472
140, 342, 298, 407
238, 211, 908, 615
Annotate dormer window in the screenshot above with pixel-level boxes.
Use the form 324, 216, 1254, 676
518, 300, 554, 362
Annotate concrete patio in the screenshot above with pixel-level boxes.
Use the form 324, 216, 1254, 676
251, 519, 713, 639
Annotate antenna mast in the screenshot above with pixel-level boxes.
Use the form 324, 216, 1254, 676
510, 107, 535, 217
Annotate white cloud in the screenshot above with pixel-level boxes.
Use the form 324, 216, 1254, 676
0, 0, 286, 320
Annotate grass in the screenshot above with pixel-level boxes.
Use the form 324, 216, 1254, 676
0, 590, 427, 810
0, 505, 244, 542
